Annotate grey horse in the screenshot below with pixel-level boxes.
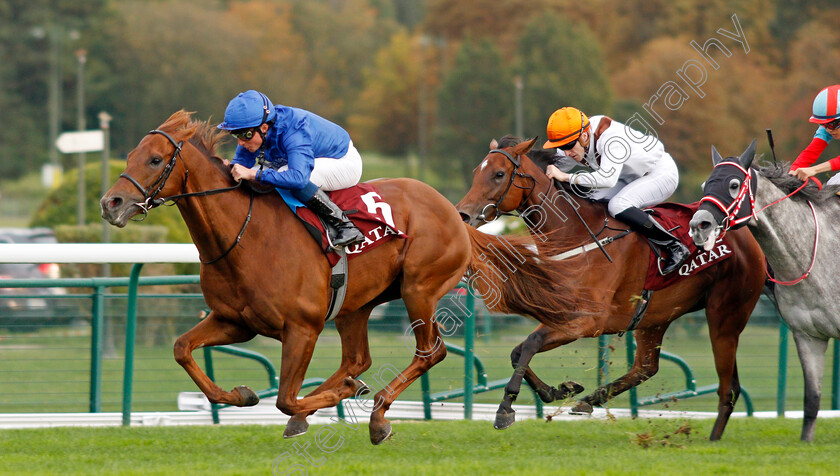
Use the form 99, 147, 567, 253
688, 139, 840, 442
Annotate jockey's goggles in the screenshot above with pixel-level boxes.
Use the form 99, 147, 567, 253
558, 139, 578, 151
824, 118, 840, 131
230, 128, 257, 141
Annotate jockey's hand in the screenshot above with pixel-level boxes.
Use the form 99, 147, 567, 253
545, 164, 571, 182
231, 164, 257, 182
221, 158, 231, 167
788, 166, 815, 182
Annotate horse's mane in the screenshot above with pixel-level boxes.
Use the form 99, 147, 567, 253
756, 161, 840, 203
157, 110, 231, 176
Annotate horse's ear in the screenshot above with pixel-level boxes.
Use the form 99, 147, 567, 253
739, 139, 757, 169
711, 144, 724, 166
514, 137, 538, 155
489, 139, 499, 150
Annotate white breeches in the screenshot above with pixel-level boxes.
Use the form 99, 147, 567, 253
273, 141, 363, 191
826, 172, 840, 186
598, 153, 680, 217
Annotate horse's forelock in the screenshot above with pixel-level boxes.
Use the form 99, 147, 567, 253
494, 134, 556, 172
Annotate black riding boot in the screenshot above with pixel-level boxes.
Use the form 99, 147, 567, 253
305, 189, 364, 248
615, 206, 691, 275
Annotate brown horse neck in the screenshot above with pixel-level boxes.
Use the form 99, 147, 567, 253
175, 147, 291, 263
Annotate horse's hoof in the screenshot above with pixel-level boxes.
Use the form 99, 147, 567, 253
369, 421, 393, 445
234, 386, 259, 407
283, 419, 309, 438
349, 378, 371, 396
559, 381, 585, 398
494, 410, 515, 430
570, 401, 593, 415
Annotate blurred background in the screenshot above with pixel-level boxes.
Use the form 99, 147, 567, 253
2, 0, 840, 235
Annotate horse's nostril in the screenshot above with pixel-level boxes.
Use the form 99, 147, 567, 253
109, 197, 123, 209
459, 212, 470, 223
699, 221, 711, 230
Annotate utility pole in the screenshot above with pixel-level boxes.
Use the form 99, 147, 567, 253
76, 49, 87, 226
514, 76, 524, 139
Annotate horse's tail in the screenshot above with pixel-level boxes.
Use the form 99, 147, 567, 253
463, 224, 595, 324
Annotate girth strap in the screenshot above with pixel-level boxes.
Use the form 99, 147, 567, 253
618, 289, 653, 337
325, 249, 349, 322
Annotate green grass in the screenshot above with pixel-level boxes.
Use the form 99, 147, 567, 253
0, 418, 838, 475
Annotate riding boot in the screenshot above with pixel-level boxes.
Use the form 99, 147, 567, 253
615, 207, 691, 275
305, 189, 365, 248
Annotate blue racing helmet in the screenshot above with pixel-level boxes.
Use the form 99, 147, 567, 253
217, 90, 276, 130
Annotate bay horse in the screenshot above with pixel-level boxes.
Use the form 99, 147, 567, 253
689, 140, 840, 441
100, 111, 592, 445
456, 137, 766, 440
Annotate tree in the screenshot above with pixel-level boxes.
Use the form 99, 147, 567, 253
433, 37, 513, 192
516, 13, 613, 140
347, 32, 425, 155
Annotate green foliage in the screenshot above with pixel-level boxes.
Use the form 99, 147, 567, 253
433, 37, 513, 190
516, 13, 613, 139
29, 160, 191, 243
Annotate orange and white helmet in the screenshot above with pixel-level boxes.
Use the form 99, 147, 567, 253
543, 107, 590, 149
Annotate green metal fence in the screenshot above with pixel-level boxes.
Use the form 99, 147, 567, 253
1, 271, 839, 424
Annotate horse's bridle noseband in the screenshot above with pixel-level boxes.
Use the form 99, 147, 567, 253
478, 149, 539, 222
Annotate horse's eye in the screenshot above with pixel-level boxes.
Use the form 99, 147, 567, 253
494, 171, 505, 179
151, 157, 163, 166
728, 178, 740, 198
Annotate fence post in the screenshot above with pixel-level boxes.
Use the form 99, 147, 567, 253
89, 284, 104, 413
463, 289, 475, 420
598, 335, 610, 387
832, 339, 839, 410
777, 321, 789, 417
626, 334, 638, 417
203, 347, 220, 424
122, 263, 144, 426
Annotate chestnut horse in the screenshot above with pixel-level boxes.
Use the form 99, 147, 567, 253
456, 137, 766, 440
100, 112, 592, 445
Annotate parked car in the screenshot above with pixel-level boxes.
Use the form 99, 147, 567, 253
0, 228, 75, 332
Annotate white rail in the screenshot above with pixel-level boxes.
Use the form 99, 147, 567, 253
0, 243, 200, 263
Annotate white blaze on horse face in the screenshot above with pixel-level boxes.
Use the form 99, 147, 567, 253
479, 159, 489, 172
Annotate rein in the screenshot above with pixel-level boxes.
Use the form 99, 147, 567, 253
700, 161, 818, 285
119, 129, 254, 265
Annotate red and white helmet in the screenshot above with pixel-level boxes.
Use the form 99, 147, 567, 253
809, 85, 840, 124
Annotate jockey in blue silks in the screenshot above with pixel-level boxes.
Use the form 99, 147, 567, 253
218, 90, 364, 248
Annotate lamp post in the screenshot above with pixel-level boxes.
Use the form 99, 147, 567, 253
76, 49, 87, 226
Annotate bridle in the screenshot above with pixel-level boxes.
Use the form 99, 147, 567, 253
477, 149, 541, 222
699, 160, 818, 285
118, 129, 253, 265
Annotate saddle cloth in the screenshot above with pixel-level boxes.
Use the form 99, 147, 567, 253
644, 202, 733, 291
278, 183, 407, 266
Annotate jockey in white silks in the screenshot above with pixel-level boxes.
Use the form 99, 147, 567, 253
543, 107, 689, 275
